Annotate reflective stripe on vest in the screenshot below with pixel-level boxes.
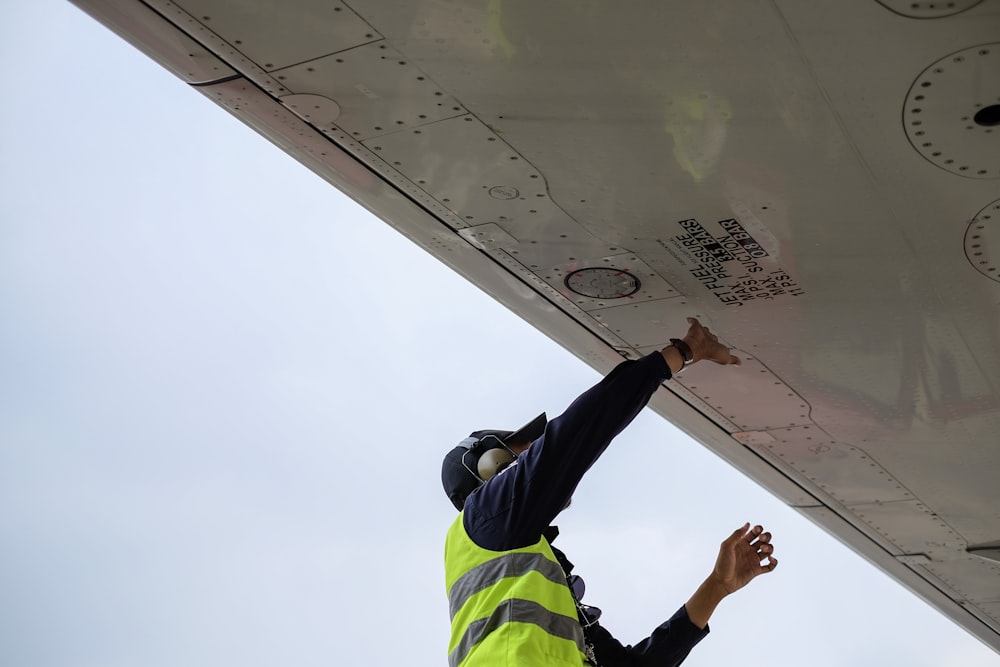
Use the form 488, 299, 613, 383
445, 512, 586, 667
449, 598, 587, 667
449, 552, 567, 618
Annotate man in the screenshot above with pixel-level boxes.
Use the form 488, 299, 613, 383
441, 317, 778, 667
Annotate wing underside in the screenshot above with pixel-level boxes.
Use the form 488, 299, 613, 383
71, 0, 1000, 652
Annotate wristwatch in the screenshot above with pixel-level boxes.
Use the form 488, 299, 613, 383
669, 338, 693, 366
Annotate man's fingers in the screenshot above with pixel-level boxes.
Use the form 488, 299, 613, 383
725, 522, 762, 548
681, 317, 743, 367
725, 522, 751, 544
682, 317, 742, 367
762, 557, 778, 573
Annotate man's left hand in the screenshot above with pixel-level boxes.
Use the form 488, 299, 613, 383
712, 523, 778, 594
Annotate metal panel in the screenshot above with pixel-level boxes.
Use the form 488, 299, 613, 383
585, 297, 691, 350
750, 426, 916, 506
366, 115, 543, 231
903, 43, 1000, 178
922, 556, 1000, 604
798, 504, 1000, 648
681, 359, 813, 432
538, 254, 679, 312
458, 223, 518, 251
273, 43, 467, 140
279, 94, 341, 128
965, 198, 1000, 282
970, 603, 1000, 633
172, 0, 378, 70
969, 545, 1000, 565
501, 238, 627, 274
875, 0, 985, 19
367, 115, 617, 276
851, 499, 968, 558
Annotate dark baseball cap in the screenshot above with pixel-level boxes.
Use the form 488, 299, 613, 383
441, 413, 547, 511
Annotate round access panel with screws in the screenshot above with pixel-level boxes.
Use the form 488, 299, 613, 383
565, 267, 641, 299
903, 44, 1000, 179
876, 0, 983, 19
964, 199, 1000, 282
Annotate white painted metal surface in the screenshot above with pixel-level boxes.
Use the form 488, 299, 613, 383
70, 0, 1000, 652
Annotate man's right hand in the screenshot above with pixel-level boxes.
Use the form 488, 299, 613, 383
683, 317, 741, 366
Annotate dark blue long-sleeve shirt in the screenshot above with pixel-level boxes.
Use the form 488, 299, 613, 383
462, 351, 708, 666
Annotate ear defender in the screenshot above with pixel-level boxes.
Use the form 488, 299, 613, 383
477, 447, 517, 481
449, 415, 545, 500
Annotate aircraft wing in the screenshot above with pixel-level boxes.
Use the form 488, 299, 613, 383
70, 0, 1000, 652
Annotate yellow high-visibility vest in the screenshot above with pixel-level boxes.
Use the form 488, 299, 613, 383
444, 512, 588, 667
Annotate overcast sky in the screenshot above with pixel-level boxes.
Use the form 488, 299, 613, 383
0, 2, 997, 666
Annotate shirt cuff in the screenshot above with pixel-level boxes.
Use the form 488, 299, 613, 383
644, 349, 673, 381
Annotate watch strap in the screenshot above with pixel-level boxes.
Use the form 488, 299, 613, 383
669, 338, 693, 364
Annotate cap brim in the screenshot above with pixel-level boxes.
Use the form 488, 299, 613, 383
504, 413, 547, 446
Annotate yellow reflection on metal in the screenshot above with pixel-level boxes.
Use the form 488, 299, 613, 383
487, 0, 516, 59
664, 91, 732, 182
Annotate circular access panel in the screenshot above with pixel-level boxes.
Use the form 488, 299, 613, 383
903, 44, 1000, 178
964, 199, 1000, 281
488, 185, 519, 200
876, 0, 983, 19
565, 267, 641, 299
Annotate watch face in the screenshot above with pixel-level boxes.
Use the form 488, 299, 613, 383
564, 267, 641, 299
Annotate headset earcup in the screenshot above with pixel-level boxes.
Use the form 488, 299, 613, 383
477, 448, 516, 481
